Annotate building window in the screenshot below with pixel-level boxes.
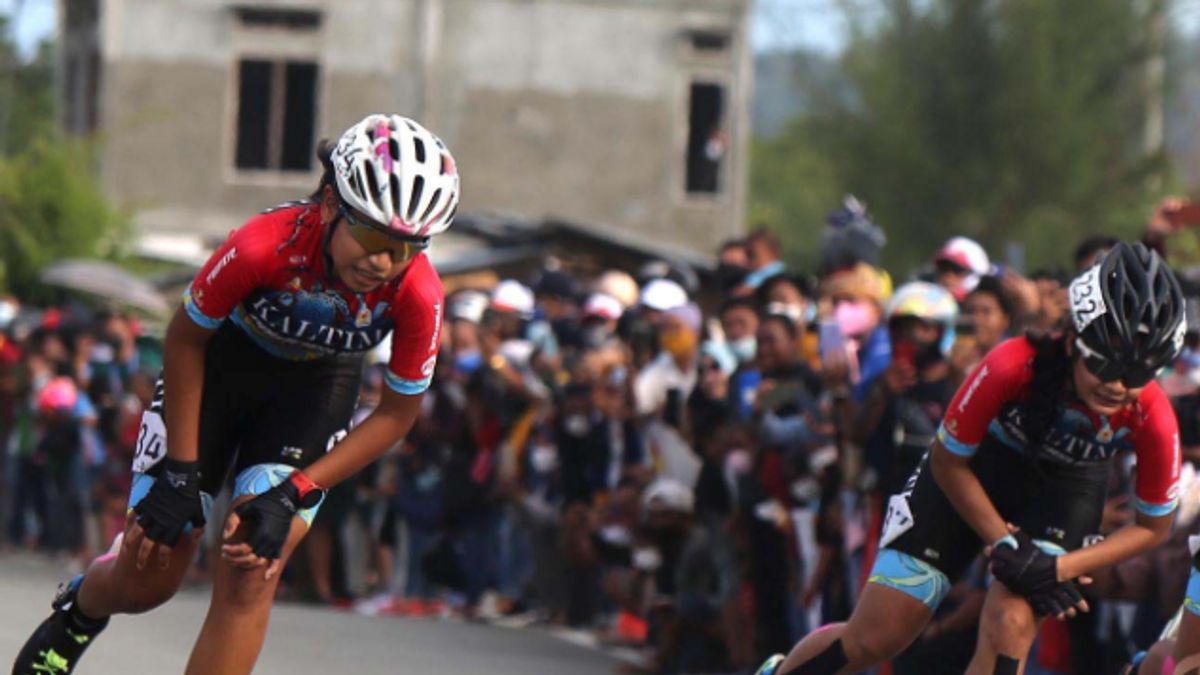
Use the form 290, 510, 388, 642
686, 29, 730, 52
685, 82, 725, 195
235, 59, 319, 172
233, 6, 322, 30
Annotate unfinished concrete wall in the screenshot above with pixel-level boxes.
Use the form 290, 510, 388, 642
88, 0, 750, 254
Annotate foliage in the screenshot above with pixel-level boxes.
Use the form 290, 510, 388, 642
752, 0, 1171, 277
0, 21, 130, 302
0, 134, 131, 302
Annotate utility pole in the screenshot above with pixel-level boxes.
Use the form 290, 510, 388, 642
1145, 0, 1167, 192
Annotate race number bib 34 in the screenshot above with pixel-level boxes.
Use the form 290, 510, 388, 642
132, 410, 167, 473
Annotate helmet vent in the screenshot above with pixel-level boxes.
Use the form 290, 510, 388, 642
389, 174, 403, 219
364, 167, 381, 199
414, 138, 426, 163
421, 189, 442, 225
388, 139, 401, 163
408, 176, 425, 223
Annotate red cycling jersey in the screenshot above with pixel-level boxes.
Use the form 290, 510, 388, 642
183, 202, 444, 395
937, 337, 1181, 517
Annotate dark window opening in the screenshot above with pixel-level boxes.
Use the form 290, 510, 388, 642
235, 59, 319, 172
685, 83, 724, 195
687, 29, 730, 52
232, 6, 322, 30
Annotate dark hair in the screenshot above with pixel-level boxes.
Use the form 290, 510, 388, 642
967, 275, 1014, 319
309, 139, 337, 201
747, 226, 782, 256
719, 296, 758, 319
718, 238, 746, 256
1030, 267, 1070, 287
756, 272, 815, 306
761, 312, 798, 339
1022, 331, 1071, 449
1073, 236, 1120, 271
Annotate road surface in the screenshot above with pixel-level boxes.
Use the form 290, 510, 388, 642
0, 555, 621, 674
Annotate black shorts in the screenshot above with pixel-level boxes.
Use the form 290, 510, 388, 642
135, 322, 362, 495
884, 442, 1109, 583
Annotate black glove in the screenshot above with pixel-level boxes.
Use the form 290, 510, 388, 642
988, 530, 1059, 597
234, 472, 324, 560
1027, 579, 1086, 617
134, 458, 206, 546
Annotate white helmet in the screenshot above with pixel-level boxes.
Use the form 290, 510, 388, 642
331, 114, 460, 238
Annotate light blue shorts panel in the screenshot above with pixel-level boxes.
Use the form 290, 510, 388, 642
233, 463, 323, 527
1186, 567, 1200, 617
127, 472, 215, 530
867, 548, 952, 609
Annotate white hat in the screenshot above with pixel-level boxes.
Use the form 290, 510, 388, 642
639, 278, 688, 312
935, 236, 990, 276
642, 479, 695, 514
583, 293, 623, 321
490, 280, 535, 317
448, 290, 490, 324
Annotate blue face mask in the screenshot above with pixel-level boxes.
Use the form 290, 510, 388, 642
730, 337, 757, 364
455, 350, 483, 375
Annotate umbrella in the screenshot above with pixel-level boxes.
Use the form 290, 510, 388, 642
40, 259, 171, 316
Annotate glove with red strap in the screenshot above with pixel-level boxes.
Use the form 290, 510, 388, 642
232, 471, 325, 560
989, 530, 1085, 618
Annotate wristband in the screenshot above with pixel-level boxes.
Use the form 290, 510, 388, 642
287, 471, 325, 510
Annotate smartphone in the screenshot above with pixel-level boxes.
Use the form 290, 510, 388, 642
1165, 201, 1200, 228
892, 340, 917, 369
818, 319, 845, 361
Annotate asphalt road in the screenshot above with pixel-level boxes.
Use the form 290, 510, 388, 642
0, 555, 621, 674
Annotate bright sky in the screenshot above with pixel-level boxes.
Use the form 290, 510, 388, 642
3, 0, 849, 59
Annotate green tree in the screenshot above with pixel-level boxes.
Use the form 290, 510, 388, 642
0, 18, 129, 302
753, 0, 1168, 276
0, 135, 130, 302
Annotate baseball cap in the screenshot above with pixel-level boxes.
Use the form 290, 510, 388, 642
639, 278, 688, 312
582, 293, 623, 321
490, 280, 535, 317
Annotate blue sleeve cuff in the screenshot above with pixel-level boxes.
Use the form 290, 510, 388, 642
386, 371, 432, 395
1135, 497, 1178, 517
183, 289, 223, 330
937, 423, 977, 457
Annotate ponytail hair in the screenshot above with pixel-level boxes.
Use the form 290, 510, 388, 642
1021, 331, 1071, 449
309, 139, 337, 201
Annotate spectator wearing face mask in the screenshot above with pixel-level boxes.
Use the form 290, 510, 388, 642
688, 342, 738, 446
715, 239, 751, 293
859, 282, 961, 497
720, 297, 760, 368
819, 262, 892, 404
758, 274, 820, 370
634, 302, 704, 488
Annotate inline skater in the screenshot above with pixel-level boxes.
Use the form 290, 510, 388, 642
756, 241, 1185, 674
12, 113, 458, 675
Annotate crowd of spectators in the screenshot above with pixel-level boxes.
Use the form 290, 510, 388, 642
5, 196, 1200, 674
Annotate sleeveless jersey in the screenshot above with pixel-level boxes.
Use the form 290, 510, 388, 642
182, 202, 444, 396
936, 337, 1181, 517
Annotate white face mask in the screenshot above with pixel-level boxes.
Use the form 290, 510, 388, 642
730, 336, 757, 363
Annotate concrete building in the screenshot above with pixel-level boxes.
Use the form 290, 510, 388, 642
59, 0, 753, 263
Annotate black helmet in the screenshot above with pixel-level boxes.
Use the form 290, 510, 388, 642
1069, 241, 1186, 387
